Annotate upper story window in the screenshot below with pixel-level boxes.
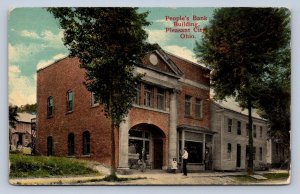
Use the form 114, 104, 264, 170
227, 118, 232, 132
195, 98, 202, 119
259, 126, 263, 138
246, 123, 249, 136
134, 84, 141, 105
185, 95, 192, 116
144, 85, 153, 107
67, 90, 74, 112
253, 125, 257, 138
157, 88, 165, 110
91, 92, 99, 106
47, 96, 54, 116
237, 121, 241, 135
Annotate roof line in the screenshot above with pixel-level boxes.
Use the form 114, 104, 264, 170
37, 56, 69, 72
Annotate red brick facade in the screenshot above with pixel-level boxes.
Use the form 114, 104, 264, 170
36, 50, 211, 170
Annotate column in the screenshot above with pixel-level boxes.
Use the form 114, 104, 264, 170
118, 115, 130, 169
168, 90, 178, 167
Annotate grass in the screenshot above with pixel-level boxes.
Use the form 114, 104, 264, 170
263, 173, 289, 180
9, 154, 99, 178
232, 172, 290, 183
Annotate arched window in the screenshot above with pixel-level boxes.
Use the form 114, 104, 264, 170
68, 133, 75, 156
47, 96, 54, 116
82, 131, 90, 155
47, 136, 54, 156
66, 90, 74, 112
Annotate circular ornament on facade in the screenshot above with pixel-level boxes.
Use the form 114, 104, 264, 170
149, 54, 158, 65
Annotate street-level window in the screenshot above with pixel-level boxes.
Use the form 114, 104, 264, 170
68, 133, 75, 156
157, 88, 165, 110
195, 98, 202, 119
185, 141, 203, 163
185, 95, 192, 116
237, 121, 241, 135
47, 96, 54, 116
82, 131, 90, 155
144, 85, 153, 107
259, 147, 263, 161
227, 143, 232, 159
227, 119, 232, 132
47, 136, 54, 156
67, 90, 74, 112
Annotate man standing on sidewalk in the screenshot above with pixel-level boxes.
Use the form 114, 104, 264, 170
182, 147, 188, 176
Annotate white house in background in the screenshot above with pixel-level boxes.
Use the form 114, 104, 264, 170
10, 112, 36, 150
210, 100, 269, 171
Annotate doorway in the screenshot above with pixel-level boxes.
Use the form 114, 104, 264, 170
236, 144, 241, 168
153, 139, 163, 169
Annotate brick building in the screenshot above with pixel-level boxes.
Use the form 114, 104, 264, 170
36, 49, 212, 171
211, 100, 269, 171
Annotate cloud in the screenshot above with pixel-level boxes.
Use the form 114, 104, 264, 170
36, 53, 67, 70
20, 30, 40, 39
9, 65, 36, 106
41, 30, 64, 48
163, 45, 197, 63
146, 29, 169, 45
8, 43, 43, 63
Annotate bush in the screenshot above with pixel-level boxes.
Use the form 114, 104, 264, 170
9, 154, 99, 178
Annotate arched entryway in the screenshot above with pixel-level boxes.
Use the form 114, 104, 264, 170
128, 123, 166, 170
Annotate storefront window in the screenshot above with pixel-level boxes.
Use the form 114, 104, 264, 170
185, 141, 203, 163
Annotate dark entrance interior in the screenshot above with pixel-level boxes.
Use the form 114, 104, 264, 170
153, 139, 163, 169
236, 144, 241, 167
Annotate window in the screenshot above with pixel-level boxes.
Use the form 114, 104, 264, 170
260, 126, 263, 138
185, 141, 203, 163
227, 119, 232, 132
195, 98, 202, 118
67, 90, 74, 112
253, 147, 256, 160
82, 131, 90, 155
47, 136, 54, 156
246, 123, 249, 136
144, 85, 153, 107
156, 88, 165, 110
134, 84, 141, 105
68, 133, 75, 156
259, 147, 263, 161
47, 96, 54, 116
253, 125, 257, 138
227, 143, 232, 159
237, 121, 241, 135
185, 95, 192, 116
91, 92, 99, 106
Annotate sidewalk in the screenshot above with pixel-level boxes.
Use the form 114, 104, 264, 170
9, 169, 290, 185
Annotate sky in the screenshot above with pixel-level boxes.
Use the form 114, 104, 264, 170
8, 7, 215, 106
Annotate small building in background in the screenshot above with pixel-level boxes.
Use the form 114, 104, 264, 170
10, 112, 36, 150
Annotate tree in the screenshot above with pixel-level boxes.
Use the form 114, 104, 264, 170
194, 8, 290, 174
48, 8, 152, 179
9, 105, 19, 150
18, 103, 37, 114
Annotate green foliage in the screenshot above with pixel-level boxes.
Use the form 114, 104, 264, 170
9, 105, 19, 129
9, 154, 98, 178
47, 8, 152, 126
195, 8, 290, 101
18, 103, 37, 114
195, 8, 290, 174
